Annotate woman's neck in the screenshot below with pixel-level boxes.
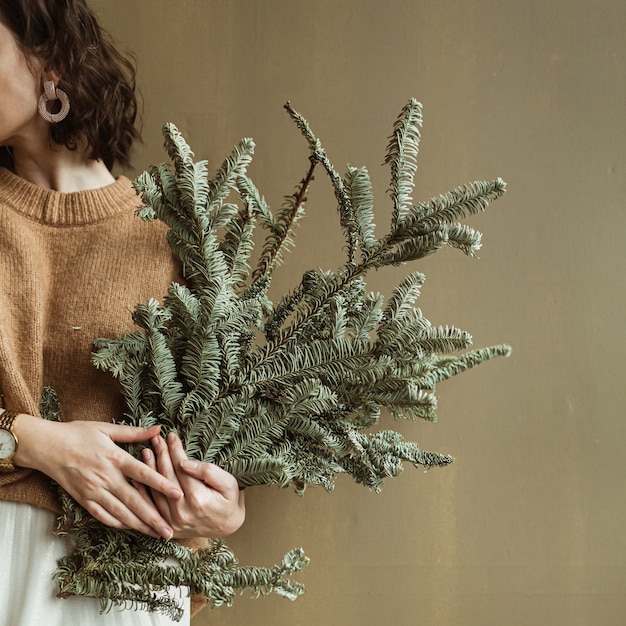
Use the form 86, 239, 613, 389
10, 140, 115, 193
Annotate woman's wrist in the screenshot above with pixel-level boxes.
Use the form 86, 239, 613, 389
12, 412, 47, 471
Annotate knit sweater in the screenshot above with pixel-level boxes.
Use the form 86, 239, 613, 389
0, 166, 214, 617
0, 166, 180, 512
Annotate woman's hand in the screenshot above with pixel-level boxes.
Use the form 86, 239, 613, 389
137, 432, 245, 539
13, 414, 183, 540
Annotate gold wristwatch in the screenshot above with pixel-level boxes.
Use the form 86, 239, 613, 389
0, 410, 20, 472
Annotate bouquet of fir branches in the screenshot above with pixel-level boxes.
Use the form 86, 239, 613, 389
46, 99, 510, 620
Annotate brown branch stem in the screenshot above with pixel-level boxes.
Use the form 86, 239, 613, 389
254, 152, 317, 280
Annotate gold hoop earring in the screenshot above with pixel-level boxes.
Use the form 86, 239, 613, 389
38, 80, 70, 123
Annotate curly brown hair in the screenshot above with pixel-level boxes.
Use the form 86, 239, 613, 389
0, 0, 140, 170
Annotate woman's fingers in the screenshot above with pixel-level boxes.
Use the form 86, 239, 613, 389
94, 421, 183, 500
165, 433, 203, 495
103, 422, 162, 444
166, 432, 239, 497
116, 441, 183, 501
35, 420, 181, 538
143, 432, 245, 539
103, 422, 183, 500
129, 475, 177, 539
131, 478, 152, 506
83, 491, 164, 539
141, 447, 173, 521
100, 457, 177, 539
180, 456, 241, 496
151, 435, 178, 480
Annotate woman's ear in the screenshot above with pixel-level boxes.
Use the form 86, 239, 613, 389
41, 67, 61, 85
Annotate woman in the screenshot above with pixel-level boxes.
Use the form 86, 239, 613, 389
0, 1, 245, 624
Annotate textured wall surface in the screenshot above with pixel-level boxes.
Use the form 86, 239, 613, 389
91, 1, 626, 624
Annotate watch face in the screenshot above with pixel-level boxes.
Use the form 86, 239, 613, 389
0, 428, 16, 459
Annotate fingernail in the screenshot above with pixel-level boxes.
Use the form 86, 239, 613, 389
142, 448, 152, 461
182, 460, 198, 471
167, 432, 178, 443
170, 487, 183, 499
161, 527, 173, 541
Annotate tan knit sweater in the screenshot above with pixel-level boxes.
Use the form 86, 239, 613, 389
0, 166, 179, 511
0, 166, 212, 615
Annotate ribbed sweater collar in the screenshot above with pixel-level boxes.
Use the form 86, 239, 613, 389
0, 167, 140, 226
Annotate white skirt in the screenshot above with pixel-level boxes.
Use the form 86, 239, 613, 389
0, 501, 190, 626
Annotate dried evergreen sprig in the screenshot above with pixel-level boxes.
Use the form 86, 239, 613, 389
43, 391, 308, 621
56, 496, 308, 621
54, 488, 308, 620
52, 99, 510, 617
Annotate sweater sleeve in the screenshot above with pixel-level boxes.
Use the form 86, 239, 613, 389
0, 171, 180, 509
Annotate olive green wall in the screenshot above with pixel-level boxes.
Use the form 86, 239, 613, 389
92, 1, 626, 624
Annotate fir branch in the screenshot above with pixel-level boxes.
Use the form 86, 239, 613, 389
284, 101, 359, 263
53, 517, 308, 620
219, 206, 256, 289
405, 178, 507, 234
431, 344, 513, 383
52, 99, 511, 618
385, 97, 423, 228
249, 155, 317, 281
344, 165, 377, 257
206, 136, 255, 225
